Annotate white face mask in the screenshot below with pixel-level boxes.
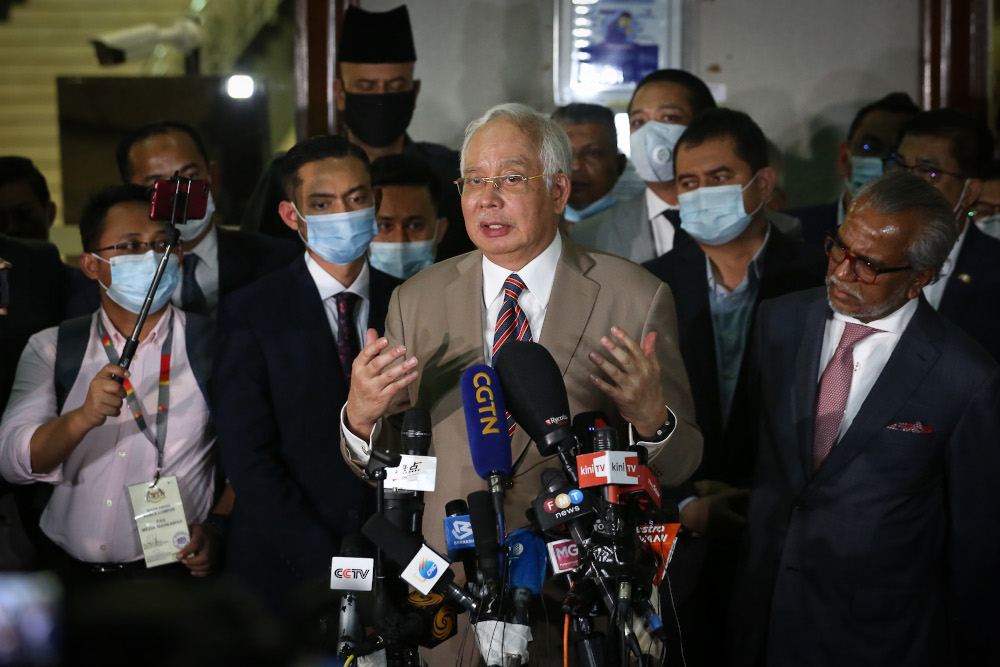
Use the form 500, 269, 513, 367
678, 172, 763, 246
92, 250, 180, 314
629, 121, 687, 182
177, 191, 216, 242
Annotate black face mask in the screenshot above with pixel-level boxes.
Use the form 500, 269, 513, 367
343, 90, 416, 148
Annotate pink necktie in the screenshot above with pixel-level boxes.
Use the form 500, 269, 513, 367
813, 323, 878, 470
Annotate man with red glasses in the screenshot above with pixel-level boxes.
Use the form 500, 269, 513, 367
730, 171, 1000, 666
892, 108, 1000, 360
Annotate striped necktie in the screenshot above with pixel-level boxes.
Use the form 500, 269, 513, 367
492, 273, 533, 435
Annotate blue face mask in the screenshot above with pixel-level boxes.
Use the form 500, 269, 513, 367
564, 190, 617, 223
92, 250, 179, 314
847, 156, 884, 195
292, 203, 377, 265
678, 172, 763, 246
369, 238, 435, 279
629, 121, 687, 182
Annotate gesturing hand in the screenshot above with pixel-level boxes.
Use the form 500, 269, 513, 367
344, 328, 418, 439
588, 326, 668, 438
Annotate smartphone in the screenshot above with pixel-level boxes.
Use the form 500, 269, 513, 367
149, 179, 210, 223
0, 267, 9, 311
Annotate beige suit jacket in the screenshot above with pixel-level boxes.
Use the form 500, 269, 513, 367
342, 235, 702, 555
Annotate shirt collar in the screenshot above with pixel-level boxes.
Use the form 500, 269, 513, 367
706, 224, 771, 296
305, 251, 370, 303
99, 304, 175, 347
645, 186, 678, 220
832, 293, 919, 335
482, 232, 563, 307
184, 222, 218, 266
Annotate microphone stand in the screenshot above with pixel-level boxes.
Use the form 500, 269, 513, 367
111, 178, 192, 384
365, 447, 418, 667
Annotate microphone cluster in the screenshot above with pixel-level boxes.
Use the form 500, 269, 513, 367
335, 342, 680, 666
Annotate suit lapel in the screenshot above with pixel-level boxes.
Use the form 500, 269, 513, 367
939, 223, 984, 320
794, 296, 830, 478
539, 237, 599, 377
367, 266, 401, 336
813, 299, 941, 482
287, 257, 349, 398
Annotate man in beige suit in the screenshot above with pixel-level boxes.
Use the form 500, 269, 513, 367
341, 102, 701, 662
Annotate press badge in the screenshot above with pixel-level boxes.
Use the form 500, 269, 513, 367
126, 475, 190, 568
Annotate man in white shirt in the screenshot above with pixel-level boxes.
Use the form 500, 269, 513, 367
569, 69, 717, 263
117, 121, 299, 316
730, 171, 1000, 666
340, 102, 702, 664
0, 185, 227, 580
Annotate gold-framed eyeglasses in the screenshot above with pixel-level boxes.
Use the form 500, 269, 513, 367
453, 173, 557, 196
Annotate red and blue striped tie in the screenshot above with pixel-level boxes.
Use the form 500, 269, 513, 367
492, 273, 533, 435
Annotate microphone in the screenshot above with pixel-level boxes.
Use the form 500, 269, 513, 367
383, 408, 433, 540
362, 513, 479, 614
331, 534, 372, 657
399, 590, 461, 649
573, 411, 612, 455
442, 499, 478, 585
467, 490, 502, 616
505, 528, 547, 625
461, 365, 512, 525
492, 340, 578, 479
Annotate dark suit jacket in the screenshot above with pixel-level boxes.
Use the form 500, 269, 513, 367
938, 223, 1000, 361
213, 257, 402, 611
786, 199, 838, 249
731, 288, 1000, 667
643, 228, 827, 487
0, 235, 67, 412
216, 226, 299, 298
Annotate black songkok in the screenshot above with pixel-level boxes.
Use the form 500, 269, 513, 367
339, 5, 416, 64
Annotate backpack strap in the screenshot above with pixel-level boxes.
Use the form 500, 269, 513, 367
54, 315, 92, 415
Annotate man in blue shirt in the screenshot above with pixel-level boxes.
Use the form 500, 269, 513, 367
644, 108, 826, 666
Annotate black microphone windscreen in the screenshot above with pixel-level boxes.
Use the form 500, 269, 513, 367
401, 408, 432, 456
467, 490, 500, 580
445, 499, 469, 517
339, 533, 369, 558
541, 467, 569, 494
492, 340, 572, 456
362, 513, 419, 566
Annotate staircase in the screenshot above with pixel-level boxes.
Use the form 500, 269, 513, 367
0, 0, 192, 233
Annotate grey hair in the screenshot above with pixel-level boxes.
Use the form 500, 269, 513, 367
460, 102, 572, 190
851, 171, 958, 274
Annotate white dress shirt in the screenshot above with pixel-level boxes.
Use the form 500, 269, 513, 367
921, 220, 968, 309
818, 297, 919, 443
0, 307, 215, 563
304, 251, 371, 341
480, 233, 562, 362
171, 222, 221, 311
646, 187, 678, 257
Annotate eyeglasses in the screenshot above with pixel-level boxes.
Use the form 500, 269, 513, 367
888, 155, 965, 185
453, 173, 557, 196
972, 201, 1000, 219
823, 229, 912, 284
93, 240, 171, 255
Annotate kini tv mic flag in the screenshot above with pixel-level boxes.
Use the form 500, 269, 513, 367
492, 340, 573, 457
461, 364, 512, 479
577, 450, 640, 487
637, 523, 681, 586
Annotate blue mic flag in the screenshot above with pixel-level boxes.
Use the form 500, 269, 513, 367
461, 364, 513, 479
506, 527, 547, 595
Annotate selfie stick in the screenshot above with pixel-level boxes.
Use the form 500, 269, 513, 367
111, 175, 192, 384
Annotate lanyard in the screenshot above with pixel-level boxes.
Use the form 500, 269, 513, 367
96, 312, 173, 484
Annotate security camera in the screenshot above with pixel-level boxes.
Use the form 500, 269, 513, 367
91, 17, 200, 65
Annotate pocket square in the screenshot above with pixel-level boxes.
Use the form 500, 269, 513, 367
886, 421, 932, 434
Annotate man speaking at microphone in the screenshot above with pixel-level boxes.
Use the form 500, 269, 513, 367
340, 103, 702, 661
